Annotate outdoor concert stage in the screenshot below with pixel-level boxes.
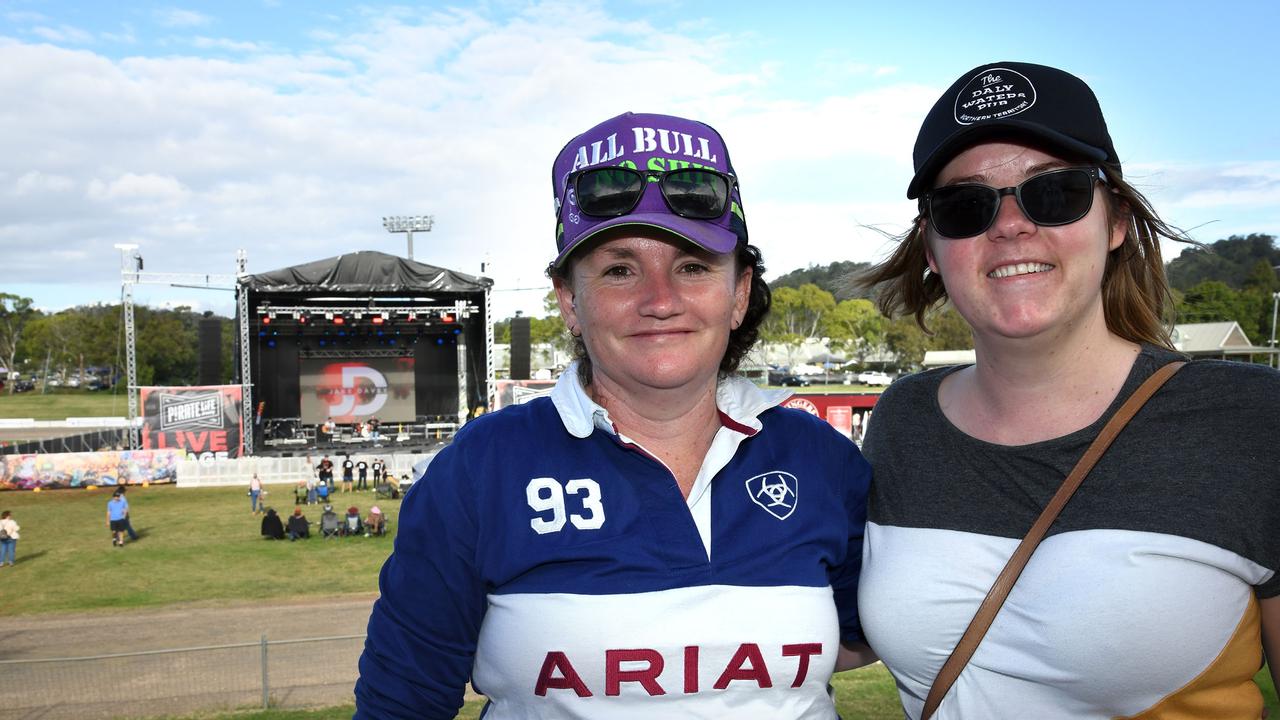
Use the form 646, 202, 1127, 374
241, 250, 494, 456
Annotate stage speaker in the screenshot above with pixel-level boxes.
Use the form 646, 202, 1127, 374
198, 316, 222, 385
510, 316, 531, 380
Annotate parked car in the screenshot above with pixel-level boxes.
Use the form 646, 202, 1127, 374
780, 375, 811, 387
13, 378, 36, 393
856, 371, 893, 386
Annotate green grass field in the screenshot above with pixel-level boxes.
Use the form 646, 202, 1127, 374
0, 483, 399, 615
2, 484, 1275, 719
0, 388, 132, 420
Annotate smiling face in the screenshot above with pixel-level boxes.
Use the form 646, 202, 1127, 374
554, 230, 750, 400
924, 141, 1125, 345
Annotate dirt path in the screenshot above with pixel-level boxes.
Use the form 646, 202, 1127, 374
0, 593, 480, 719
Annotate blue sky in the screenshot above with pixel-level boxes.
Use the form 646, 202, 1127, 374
2, 1, 1277, 320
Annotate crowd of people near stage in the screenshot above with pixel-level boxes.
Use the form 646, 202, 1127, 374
256, 453, 407, 541
260, 503, 387, 541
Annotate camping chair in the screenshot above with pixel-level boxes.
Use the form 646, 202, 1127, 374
319, 511, 341, 539
342, 513, 363, 537
374, 482, 397, 500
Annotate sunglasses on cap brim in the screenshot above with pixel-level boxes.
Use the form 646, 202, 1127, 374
567, 166, 737, 221
923, 167, 1106, 239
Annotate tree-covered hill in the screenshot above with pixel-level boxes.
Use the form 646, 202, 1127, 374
1166, 233, 1280, 291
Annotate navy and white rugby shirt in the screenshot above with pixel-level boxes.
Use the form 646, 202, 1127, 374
356, 367, 871, 719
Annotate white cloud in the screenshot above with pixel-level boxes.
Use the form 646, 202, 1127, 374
191, 36, 266, 53
2, 3, 1274, 321
156, 8, 213, 28
31, 24, 94, 44
87, 173, 191, 205
12, 171, 77, 196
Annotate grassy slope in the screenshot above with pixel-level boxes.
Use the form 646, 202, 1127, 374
0, 484, 400, 615
0, 389, 130, 420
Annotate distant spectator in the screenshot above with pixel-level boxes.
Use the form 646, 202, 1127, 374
356, 458, 369, 491
0, 510, 19, 566
371, 458, 384, 486
249, 473, 263, 515
365, 506, 385, 537
320, 505, 341, 538
286, 508, 310, 541
343, 505, 363, 536
295, 479, 309, 505
341, 455, 355, 493
116, 486, 139, 541
260, 508, 285, 540
316, 479, 331, 504
316, 455, 334, 485
107, 491, 129, 547
306, 475, 318, 505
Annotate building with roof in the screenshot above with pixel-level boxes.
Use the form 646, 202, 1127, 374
1170, 322, 1278, 364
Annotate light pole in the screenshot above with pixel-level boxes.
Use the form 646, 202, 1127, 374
382, 215, 434, 261
113, 243, 141, 449
1270, 264, 1280, 368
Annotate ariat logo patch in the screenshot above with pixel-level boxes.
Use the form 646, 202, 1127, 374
745, 471, 798, 520
954, 67, 1036, 125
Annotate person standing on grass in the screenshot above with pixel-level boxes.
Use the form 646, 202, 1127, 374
115, 485, 139, 541
356, 458, 369, 491
249, 473, 263, 515
371, 458, 384, 489
341, 454, 355, 493
107, 491, 129, 547
0, 510, 19, 566
317, 455, 334, 486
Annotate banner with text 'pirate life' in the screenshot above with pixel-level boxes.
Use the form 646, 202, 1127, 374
140, 385, 245, 460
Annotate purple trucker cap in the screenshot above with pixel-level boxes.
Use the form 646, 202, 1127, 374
550, 112, 747, 268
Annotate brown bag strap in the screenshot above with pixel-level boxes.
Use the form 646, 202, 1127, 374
920, 360, 1186, 720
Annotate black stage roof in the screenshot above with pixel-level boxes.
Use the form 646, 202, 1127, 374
242, 250, 492, 294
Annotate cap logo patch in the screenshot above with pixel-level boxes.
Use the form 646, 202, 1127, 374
745, 471, 798, 520
954, 67, 1036, 125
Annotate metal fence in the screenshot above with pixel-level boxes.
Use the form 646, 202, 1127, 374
0, 633, 364, 720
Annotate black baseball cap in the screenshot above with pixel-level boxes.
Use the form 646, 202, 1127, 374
907, 61, 1120, 199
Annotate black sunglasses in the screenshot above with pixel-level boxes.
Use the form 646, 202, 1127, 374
923, 167, 1105, 239
567, 166, 736, 220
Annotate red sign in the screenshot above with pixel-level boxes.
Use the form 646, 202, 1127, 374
782, 393, 879, 441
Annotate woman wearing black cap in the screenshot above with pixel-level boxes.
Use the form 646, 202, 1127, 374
356, 112, 874, 718
858, 62, 1279, 719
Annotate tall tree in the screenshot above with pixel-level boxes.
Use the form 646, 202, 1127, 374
0, 294, 37, 393
823, 298, 885, 365
761, 284, 837, 365
927, 308, 974, 351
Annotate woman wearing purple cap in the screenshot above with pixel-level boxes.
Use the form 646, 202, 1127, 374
858, 61, 1280, 719
356, 112, 875, 718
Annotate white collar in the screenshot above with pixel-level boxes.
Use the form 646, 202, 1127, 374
549, 361, 790, 439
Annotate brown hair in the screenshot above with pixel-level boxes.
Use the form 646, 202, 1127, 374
861, 163, 1190, 348
548, 240, 771, 388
